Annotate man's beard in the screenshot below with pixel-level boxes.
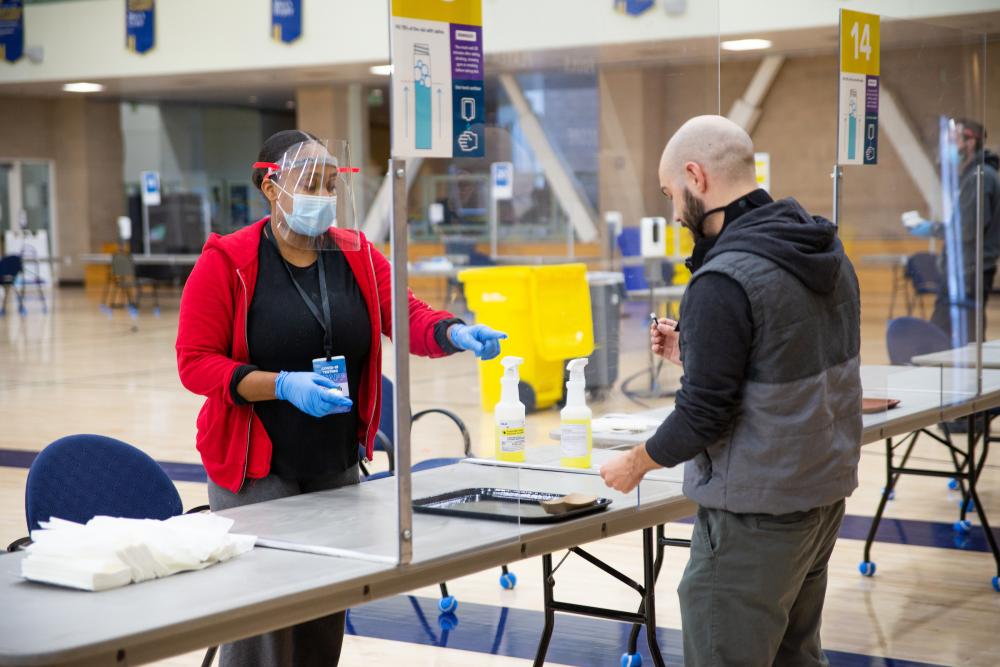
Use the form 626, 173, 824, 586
681, 187, 707, 240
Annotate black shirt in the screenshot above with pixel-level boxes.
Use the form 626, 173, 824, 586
241, 224, 372, 479
645, 189, 769, 467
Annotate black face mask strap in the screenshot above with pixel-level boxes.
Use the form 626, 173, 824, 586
699, 205, 727, 226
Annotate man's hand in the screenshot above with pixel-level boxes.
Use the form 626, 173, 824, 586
599, 445, 661, 494
651, 319, 681, 367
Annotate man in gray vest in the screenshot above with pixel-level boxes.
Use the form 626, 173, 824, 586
600, 115, 862, 666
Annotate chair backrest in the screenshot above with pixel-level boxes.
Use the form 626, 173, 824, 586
886, 317, 951, 365
25, 434, 183, 531
616, 228, 641, 257
0, 254, 22, 280
905, 253, 942, 294
110, 252, 136, 279
378, 375, 396, 448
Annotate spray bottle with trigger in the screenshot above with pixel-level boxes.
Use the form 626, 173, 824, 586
560, 358, 592, 468
495, 356, 526, 462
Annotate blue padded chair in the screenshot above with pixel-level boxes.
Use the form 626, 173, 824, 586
10, 434, 218, 666
361, 376, 516, 612
616, 228, 647, 292
0, 254, 26, 316
886, 316, 950, 365
882, 318, 978, 525
903, 253, 942, 318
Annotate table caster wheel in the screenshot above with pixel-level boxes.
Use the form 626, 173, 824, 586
621, 652, 642, 667
881, 487, 895, 500
438, 612, 459, 631
438, 595, 458, 614
127, 305, 138, 320
858, 561, 876, 577
499, 571, 517, 590
948, 478, 960, 491
153, 307, 161, 317
954, 520, 972, 533
992, 576, 999, 593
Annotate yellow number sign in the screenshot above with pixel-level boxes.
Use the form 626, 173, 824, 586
840, 10, 880, 76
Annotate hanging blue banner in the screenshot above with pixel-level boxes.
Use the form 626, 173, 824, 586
126, 0, 155, 54
0, 0, 24, 64
271, 0, 302, 43
613, 0, 655, 16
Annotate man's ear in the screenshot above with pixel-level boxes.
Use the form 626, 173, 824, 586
684, 161, 708, 195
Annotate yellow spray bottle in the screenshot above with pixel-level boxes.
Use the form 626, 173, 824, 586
560, 358, 592, 468
495, 356, 526, 462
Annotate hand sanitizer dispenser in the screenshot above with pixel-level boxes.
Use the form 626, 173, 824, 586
495, 356, 526, 462
560, 358, 592, 468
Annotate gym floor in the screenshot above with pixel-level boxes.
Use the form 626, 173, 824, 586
1, 285, 998, 666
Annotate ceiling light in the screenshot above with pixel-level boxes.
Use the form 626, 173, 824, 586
721, 39, 772, 52
62, 82, 104, 93
369, 64, 393, 76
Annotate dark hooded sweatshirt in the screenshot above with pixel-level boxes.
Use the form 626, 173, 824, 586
647, 190, 863, 514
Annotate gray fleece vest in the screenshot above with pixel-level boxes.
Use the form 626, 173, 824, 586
681, 250, 863, 515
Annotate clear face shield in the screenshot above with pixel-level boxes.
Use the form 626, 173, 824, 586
255, 139, 361, 251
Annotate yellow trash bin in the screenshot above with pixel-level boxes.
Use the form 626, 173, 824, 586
459, 264, 595, 412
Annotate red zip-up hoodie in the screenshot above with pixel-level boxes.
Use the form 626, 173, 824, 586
176, 218, 455, 493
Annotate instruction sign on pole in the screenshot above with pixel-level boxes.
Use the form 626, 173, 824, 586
390, 0, 484, 158
491, 162, 513, 200
838, 9, 879, 165
140, 171, 161, 206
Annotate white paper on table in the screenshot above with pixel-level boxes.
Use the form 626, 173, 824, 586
21, 513, 256, 592
592, 413, 665, 434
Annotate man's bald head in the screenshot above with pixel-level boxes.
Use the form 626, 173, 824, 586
660, 115, 756, 188
657, 115, 759, 238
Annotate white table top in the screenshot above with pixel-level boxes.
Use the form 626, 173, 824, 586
0, 463, 692, 667
79, 253, 201, 266
912, 343, 1000, 369
858, 253, 909, 267
550, 365, 1000, 450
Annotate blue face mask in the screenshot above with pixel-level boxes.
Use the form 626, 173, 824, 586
282, 193, 337, 237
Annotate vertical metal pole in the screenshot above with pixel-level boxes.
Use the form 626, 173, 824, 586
831, 165, 843, 227
975, 164, 984, 394
390, 158, 413, 565
142, 201, 151, 255
489, 189, 499, 259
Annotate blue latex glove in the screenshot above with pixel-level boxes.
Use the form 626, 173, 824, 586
448, 323, 508, 360
909, 221, 936, 238
274, 371, 353, 417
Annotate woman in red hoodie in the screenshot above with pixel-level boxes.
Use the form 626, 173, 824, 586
176, 130, 505, 667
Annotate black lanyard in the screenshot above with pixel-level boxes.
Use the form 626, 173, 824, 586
265, 225, 333, 360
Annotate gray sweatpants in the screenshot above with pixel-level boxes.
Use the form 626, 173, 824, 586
208, 466, 360, 667
677, 499, 845, 667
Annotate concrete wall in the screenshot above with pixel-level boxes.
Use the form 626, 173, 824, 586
0, 96, 125, 281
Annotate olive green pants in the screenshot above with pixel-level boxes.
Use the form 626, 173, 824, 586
677, 500, 845, 666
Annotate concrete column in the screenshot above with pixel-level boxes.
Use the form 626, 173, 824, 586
598, 69, 649, 233
296, 84, 370, 220
50, 98, 125, 282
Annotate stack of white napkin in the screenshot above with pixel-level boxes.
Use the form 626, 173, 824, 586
20, 513, 256, 591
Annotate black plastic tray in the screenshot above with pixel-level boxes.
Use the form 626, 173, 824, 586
412, 487, 612, 524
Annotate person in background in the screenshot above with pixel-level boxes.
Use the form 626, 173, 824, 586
176, 130, 506, 667
921, 118, 1000, 340
600, 115, 862, 666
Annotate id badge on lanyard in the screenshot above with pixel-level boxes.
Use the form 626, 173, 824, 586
313, 355, 349, 397
267, 225, 349, 398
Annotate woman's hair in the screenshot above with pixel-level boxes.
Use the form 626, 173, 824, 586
251, 129, 320, 190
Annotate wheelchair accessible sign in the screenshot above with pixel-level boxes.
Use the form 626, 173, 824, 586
390, 0, 484, 158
